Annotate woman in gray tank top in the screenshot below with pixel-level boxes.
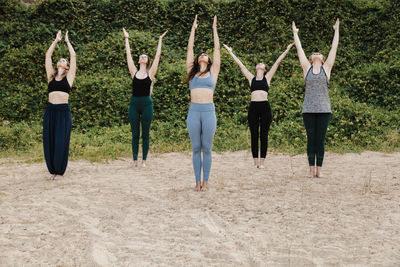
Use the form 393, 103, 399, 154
292, 18, 340, 178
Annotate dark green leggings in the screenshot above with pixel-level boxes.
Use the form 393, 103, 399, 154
129, 96, 153, 161
302, 113, 331, 166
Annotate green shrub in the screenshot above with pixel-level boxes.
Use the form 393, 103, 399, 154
0, 0, 399, 156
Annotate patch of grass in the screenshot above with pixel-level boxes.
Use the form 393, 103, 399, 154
1, 121, 399, 164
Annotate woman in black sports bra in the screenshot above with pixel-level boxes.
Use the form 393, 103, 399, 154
224, 43, 293, 168
43, 30, 76, 179
123, 28, 167, 167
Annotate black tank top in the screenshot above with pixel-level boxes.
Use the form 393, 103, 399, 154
48, 76, 71, 94
250, 76, 269, 93
132, 73, 152, 96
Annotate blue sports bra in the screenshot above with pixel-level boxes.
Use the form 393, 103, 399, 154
189, 72, 215, 91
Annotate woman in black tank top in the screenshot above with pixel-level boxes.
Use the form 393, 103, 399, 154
43, 30, 77, 180
123, 28, 167, 167
224, 43, 293, 168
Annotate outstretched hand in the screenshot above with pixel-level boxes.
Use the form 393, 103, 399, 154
292, 21, 299, 34
192, 15, 198, 30
159, 30, 168, 40
287, 43, 294, 50
56, 30, 62, 42
65, 31, 69, 43
122, 28, 129, 38
213, 15, 217, 29
223, 44, 232, 53
333, 18, 340, 31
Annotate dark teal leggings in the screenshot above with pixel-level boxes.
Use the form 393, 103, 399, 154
302, 113, 331, 166
129, 96, 153, 161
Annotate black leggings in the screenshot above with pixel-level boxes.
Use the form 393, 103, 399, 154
302, 113, 331, 166
248, 101, 272, 158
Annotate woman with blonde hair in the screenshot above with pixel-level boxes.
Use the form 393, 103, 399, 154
224, 42, 293, 168
292, 18, 340, 178
43, 30, 76, 179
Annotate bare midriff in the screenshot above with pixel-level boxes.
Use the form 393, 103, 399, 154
48, 91, 69, 104
251, 90, 268, 102
190, 88, 214, 103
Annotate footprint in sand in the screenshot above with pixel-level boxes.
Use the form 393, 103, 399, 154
200, 211, 225, 236
201, 211, 278, 265
269, 256, 316, 265
92, 242, 116, 266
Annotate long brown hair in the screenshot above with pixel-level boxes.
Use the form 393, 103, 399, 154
254, 64, 268, 76
139, 54, 152, 72
187, 52, 212, 82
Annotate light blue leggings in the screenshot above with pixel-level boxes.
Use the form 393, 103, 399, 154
187, 103, 217, 182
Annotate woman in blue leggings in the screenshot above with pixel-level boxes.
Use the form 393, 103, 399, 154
186, 15, 220, 191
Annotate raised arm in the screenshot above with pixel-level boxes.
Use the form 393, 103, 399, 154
123, 28, 137, 78
186, 15, 197, 74
45, 30, 61, 82
323, 18, 339, 80
223, 44, 254, 85
210, 15, 220, 82
65, 31, 76, 87
292, 21, 311, 78
266, 43, 294, 85
149, 30, 168, 80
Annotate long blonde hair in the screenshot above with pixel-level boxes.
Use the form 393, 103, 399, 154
51, 58, 70, 80
309, 53, 325, 64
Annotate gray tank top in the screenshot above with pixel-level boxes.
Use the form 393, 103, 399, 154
302, 66, 332, 113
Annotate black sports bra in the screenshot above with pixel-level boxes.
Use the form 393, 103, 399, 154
132, 72, 152, 96
250, 76, 269, 93
48, 76, 71, 94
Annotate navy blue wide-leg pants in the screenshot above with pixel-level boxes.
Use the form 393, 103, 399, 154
43, 103, 72, 175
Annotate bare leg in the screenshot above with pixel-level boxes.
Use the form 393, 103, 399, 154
316, 166, 323, 178
195, 181, 201, 192
307, 166, 315, 178
253, 158, 259, 168
259, 158, 265, 169
201, 181, 208, 191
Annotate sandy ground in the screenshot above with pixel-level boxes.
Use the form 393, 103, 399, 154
0, 151, 399, 266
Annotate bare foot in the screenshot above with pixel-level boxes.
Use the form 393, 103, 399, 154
133, 161, 138, 167
142, 160, 146, 168
53, 175, 63, 180
307, 166, 315, 178
259, 158, 265, 169
48, 174, 56, 180
316, 167, 323, 178
253, 158, 259, 169
195, 182, 201, 192
201, 181, 208, 192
